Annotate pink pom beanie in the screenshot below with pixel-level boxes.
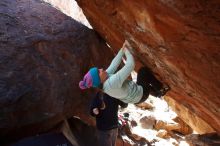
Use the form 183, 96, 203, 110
79, 67, 101, 89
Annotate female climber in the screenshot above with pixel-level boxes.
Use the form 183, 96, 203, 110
79, 40, 169, 104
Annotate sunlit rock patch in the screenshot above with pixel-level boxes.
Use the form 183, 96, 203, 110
118, 96, 192, 146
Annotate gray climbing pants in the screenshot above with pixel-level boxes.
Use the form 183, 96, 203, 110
97, 128, 118, 146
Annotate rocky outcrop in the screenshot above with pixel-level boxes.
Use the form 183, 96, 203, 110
0, 0, 113, 143
185, 133, 220, 146
76, 0, 220, 133
165, 96, 215, 134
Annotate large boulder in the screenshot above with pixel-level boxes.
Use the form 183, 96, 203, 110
76, 0, 220, 133
0, 0, 113, 143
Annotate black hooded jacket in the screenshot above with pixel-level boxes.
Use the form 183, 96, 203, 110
90, 92, 128, 131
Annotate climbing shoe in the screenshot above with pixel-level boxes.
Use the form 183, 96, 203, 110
157, 85, 170, 98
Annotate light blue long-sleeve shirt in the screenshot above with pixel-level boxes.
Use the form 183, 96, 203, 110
103, 49, 143, 103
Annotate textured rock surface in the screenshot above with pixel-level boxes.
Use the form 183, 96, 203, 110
165, 96, 215, 134
0, 0, 113, 142
185, 133, 220, 146
76, 0, 220, 133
